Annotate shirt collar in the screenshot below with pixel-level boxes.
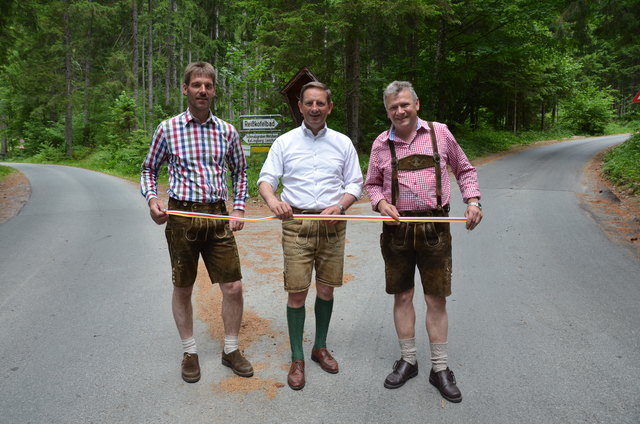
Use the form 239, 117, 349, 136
301, 121, 328, 137
184, 108, 214, 125
388, 118, 425, 142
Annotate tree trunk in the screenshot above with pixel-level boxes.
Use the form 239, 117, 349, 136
345, 22, 360, 146
540, 101, 546, 131
512, 90, 517, 135
132, 0, 139, 128
165, 0, 176, 109
0, 120, 7, 156
147, 0, 153, 127
64, 0, 73, 157
434, 16, 447, 121
83, 0, 93, 144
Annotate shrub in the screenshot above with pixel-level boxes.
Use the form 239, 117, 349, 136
560, 85, 614, 135
603, 132, 640, 194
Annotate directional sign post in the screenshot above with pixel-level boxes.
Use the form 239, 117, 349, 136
241, 115, 281, 131
633, 90, 640, 104
243, 132, 280, 145
240, 115, 282, 151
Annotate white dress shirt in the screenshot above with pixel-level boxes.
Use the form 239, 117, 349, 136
258, 123, 363, 210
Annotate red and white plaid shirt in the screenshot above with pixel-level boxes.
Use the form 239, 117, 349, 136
365, 119, 480, 212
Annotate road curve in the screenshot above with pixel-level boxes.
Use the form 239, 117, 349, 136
1, 136, 638, 423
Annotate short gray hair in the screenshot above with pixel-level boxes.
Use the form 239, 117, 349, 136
383, 81, 418, 109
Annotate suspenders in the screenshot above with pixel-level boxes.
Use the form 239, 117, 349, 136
387, 121, 443, 211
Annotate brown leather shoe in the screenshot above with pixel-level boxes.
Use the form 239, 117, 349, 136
221, 349, 254, 377
181, 352, 201, 383
311, 347, 339, 374
383, 359, 418, 389
429, 368, 462, 403
287, 360, 305, 390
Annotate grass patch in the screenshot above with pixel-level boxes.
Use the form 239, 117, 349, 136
0, 164, 17, 180
602, 132, 640, 195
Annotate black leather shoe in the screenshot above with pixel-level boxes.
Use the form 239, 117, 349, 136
429, 368, 462, 403
384, 359, 418, 389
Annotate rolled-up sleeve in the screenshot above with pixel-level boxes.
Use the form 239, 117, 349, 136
364, 138, 387, 211
226, 128, 248, 210
140, 124, 168, 202
342, 142, 363, 199
257, 137, 284, 191
444, 128, 481, 202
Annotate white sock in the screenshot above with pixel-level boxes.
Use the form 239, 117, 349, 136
181, 337, 197, 354
399, 338, 417, 365
430, 342, 448, 372
223, 335, 238, 354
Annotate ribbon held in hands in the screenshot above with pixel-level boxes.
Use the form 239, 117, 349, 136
166, 210, 467, 223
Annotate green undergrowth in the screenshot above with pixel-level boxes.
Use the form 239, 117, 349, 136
0, 164, 17, 179
602, 132, 640, 195
3, 122, 638, 200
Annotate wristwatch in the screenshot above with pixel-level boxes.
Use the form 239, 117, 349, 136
337, 204, 346, 215
467, 201, 482, 210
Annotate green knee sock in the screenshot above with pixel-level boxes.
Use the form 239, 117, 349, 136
287, 305, 305, 361
313, 297, 334, 350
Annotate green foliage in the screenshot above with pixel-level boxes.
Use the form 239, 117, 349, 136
0, 164, 16, 179
0, 0, 636, 197
32, 140, 67, 163
21, 119, 65, 157
560, 85, 614, 135
602, 133, 640, 195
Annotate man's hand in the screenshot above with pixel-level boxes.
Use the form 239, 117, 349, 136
465, 202, 483, 231
267, 199, 293, 221
259, 181, 293, 220
377, 199, 401, 226
229, 209, 245, 231
321, 204, 343, 226
148, 198, 168, 225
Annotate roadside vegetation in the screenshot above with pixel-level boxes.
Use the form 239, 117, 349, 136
2, 122, 638, 199
603, 132, 640, 196
0, 164, 16, 178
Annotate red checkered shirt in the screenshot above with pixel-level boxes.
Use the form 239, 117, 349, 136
365, 119, 480, 211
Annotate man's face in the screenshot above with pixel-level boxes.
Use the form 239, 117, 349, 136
183, 74, 215, 117
385, 89, 420, 134
298, 87, 333, 132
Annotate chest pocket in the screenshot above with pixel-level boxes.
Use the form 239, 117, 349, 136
397, 154, 437, 171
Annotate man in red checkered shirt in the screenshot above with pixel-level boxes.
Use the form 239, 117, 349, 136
365, 81, 482, 403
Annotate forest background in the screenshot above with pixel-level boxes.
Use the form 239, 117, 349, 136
0, 0, 638, 197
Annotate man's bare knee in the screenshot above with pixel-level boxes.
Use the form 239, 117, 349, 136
220, 280, 243, 299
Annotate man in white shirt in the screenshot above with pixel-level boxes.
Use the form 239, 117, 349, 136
258, 81, 363, 390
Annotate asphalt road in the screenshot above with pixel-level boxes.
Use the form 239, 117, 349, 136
1, 135, 638, 423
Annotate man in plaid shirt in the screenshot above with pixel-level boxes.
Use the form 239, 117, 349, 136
141, 62, 253, 384
365, 81, 482, 403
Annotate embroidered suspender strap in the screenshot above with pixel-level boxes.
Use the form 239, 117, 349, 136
427, 121, 443, 210
387, 137, 400, 206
